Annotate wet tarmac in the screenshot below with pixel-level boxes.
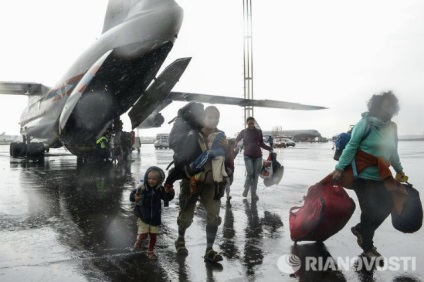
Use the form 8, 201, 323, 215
0, 142, 423, 282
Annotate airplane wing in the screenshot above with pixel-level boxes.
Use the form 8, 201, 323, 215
128, 57, 326, 130
168, 92, 327, 110
0, 82, 50, 96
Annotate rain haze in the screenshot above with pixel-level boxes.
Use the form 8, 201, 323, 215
1, 2, 424, 281
0, 0, 424, 138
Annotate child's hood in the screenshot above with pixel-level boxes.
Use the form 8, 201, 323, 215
143, 166, 165, 186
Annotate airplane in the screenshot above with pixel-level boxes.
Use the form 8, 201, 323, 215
0, 132, 21, 145
262, 129, 324, 141
0, 0, 326, 162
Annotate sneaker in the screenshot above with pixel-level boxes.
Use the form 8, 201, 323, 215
204, 248, 223, 263
361, 247, 384, 267
351, 226, 363, 248
362, 247, 382, 259
242, 188, 249, 197
251, 194, 259, 201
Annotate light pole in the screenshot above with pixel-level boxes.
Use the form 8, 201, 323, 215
243, 0, 254, 123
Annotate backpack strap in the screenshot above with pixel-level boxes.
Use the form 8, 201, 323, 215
168, 116, 177, 124
352, 158, 359, 179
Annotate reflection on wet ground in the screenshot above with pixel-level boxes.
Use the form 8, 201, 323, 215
291, 242, 347, 281
0, 142, 423, 281
243, 199, 264, 276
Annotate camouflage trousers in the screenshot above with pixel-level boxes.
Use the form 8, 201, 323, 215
177, 178, 222, 229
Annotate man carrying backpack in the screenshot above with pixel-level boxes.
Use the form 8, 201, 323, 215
163, 102, 205, 189
174, 106, 227, 263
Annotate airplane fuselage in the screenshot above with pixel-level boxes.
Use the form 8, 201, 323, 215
6, 0, 327, 160
19, 0, 183, 156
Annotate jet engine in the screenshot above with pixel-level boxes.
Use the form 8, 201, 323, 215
137, 112, 165, 128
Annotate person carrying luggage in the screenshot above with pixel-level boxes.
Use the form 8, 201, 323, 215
331, 91, 408, 261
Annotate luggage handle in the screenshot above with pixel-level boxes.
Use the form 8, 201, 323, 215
290, 206, 302, 215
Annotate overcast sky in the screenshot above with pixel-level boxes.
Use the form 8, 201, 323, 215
1, 0, 423, 138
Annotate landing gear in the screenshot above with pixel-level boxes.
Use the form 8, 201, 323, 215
9, 136, 46, 162
10, 142, 26, 158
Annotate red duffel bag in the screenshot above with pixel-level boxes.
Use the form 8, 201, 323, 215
289, 182, 356, 242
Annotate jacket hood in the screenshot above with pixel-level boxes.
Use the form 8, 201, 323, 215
143, 166, 165, 186
361, 111, 391, 128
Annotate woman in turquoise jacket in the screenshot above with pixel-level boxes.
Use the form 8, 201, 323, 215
332, 91, 407, 261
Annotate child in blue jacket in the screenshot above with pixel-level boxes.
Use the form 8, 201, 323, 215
130, 166, 174, 259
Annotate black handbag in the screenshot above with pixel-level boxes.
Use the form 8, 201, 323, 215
264, 152, 284, 187
391, 183, 423, 233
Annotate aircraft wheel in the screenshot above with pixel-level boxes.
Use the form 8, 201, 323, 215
28, 142, 45, 160
10, 142, 16, 157
10, 142, 25, 158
